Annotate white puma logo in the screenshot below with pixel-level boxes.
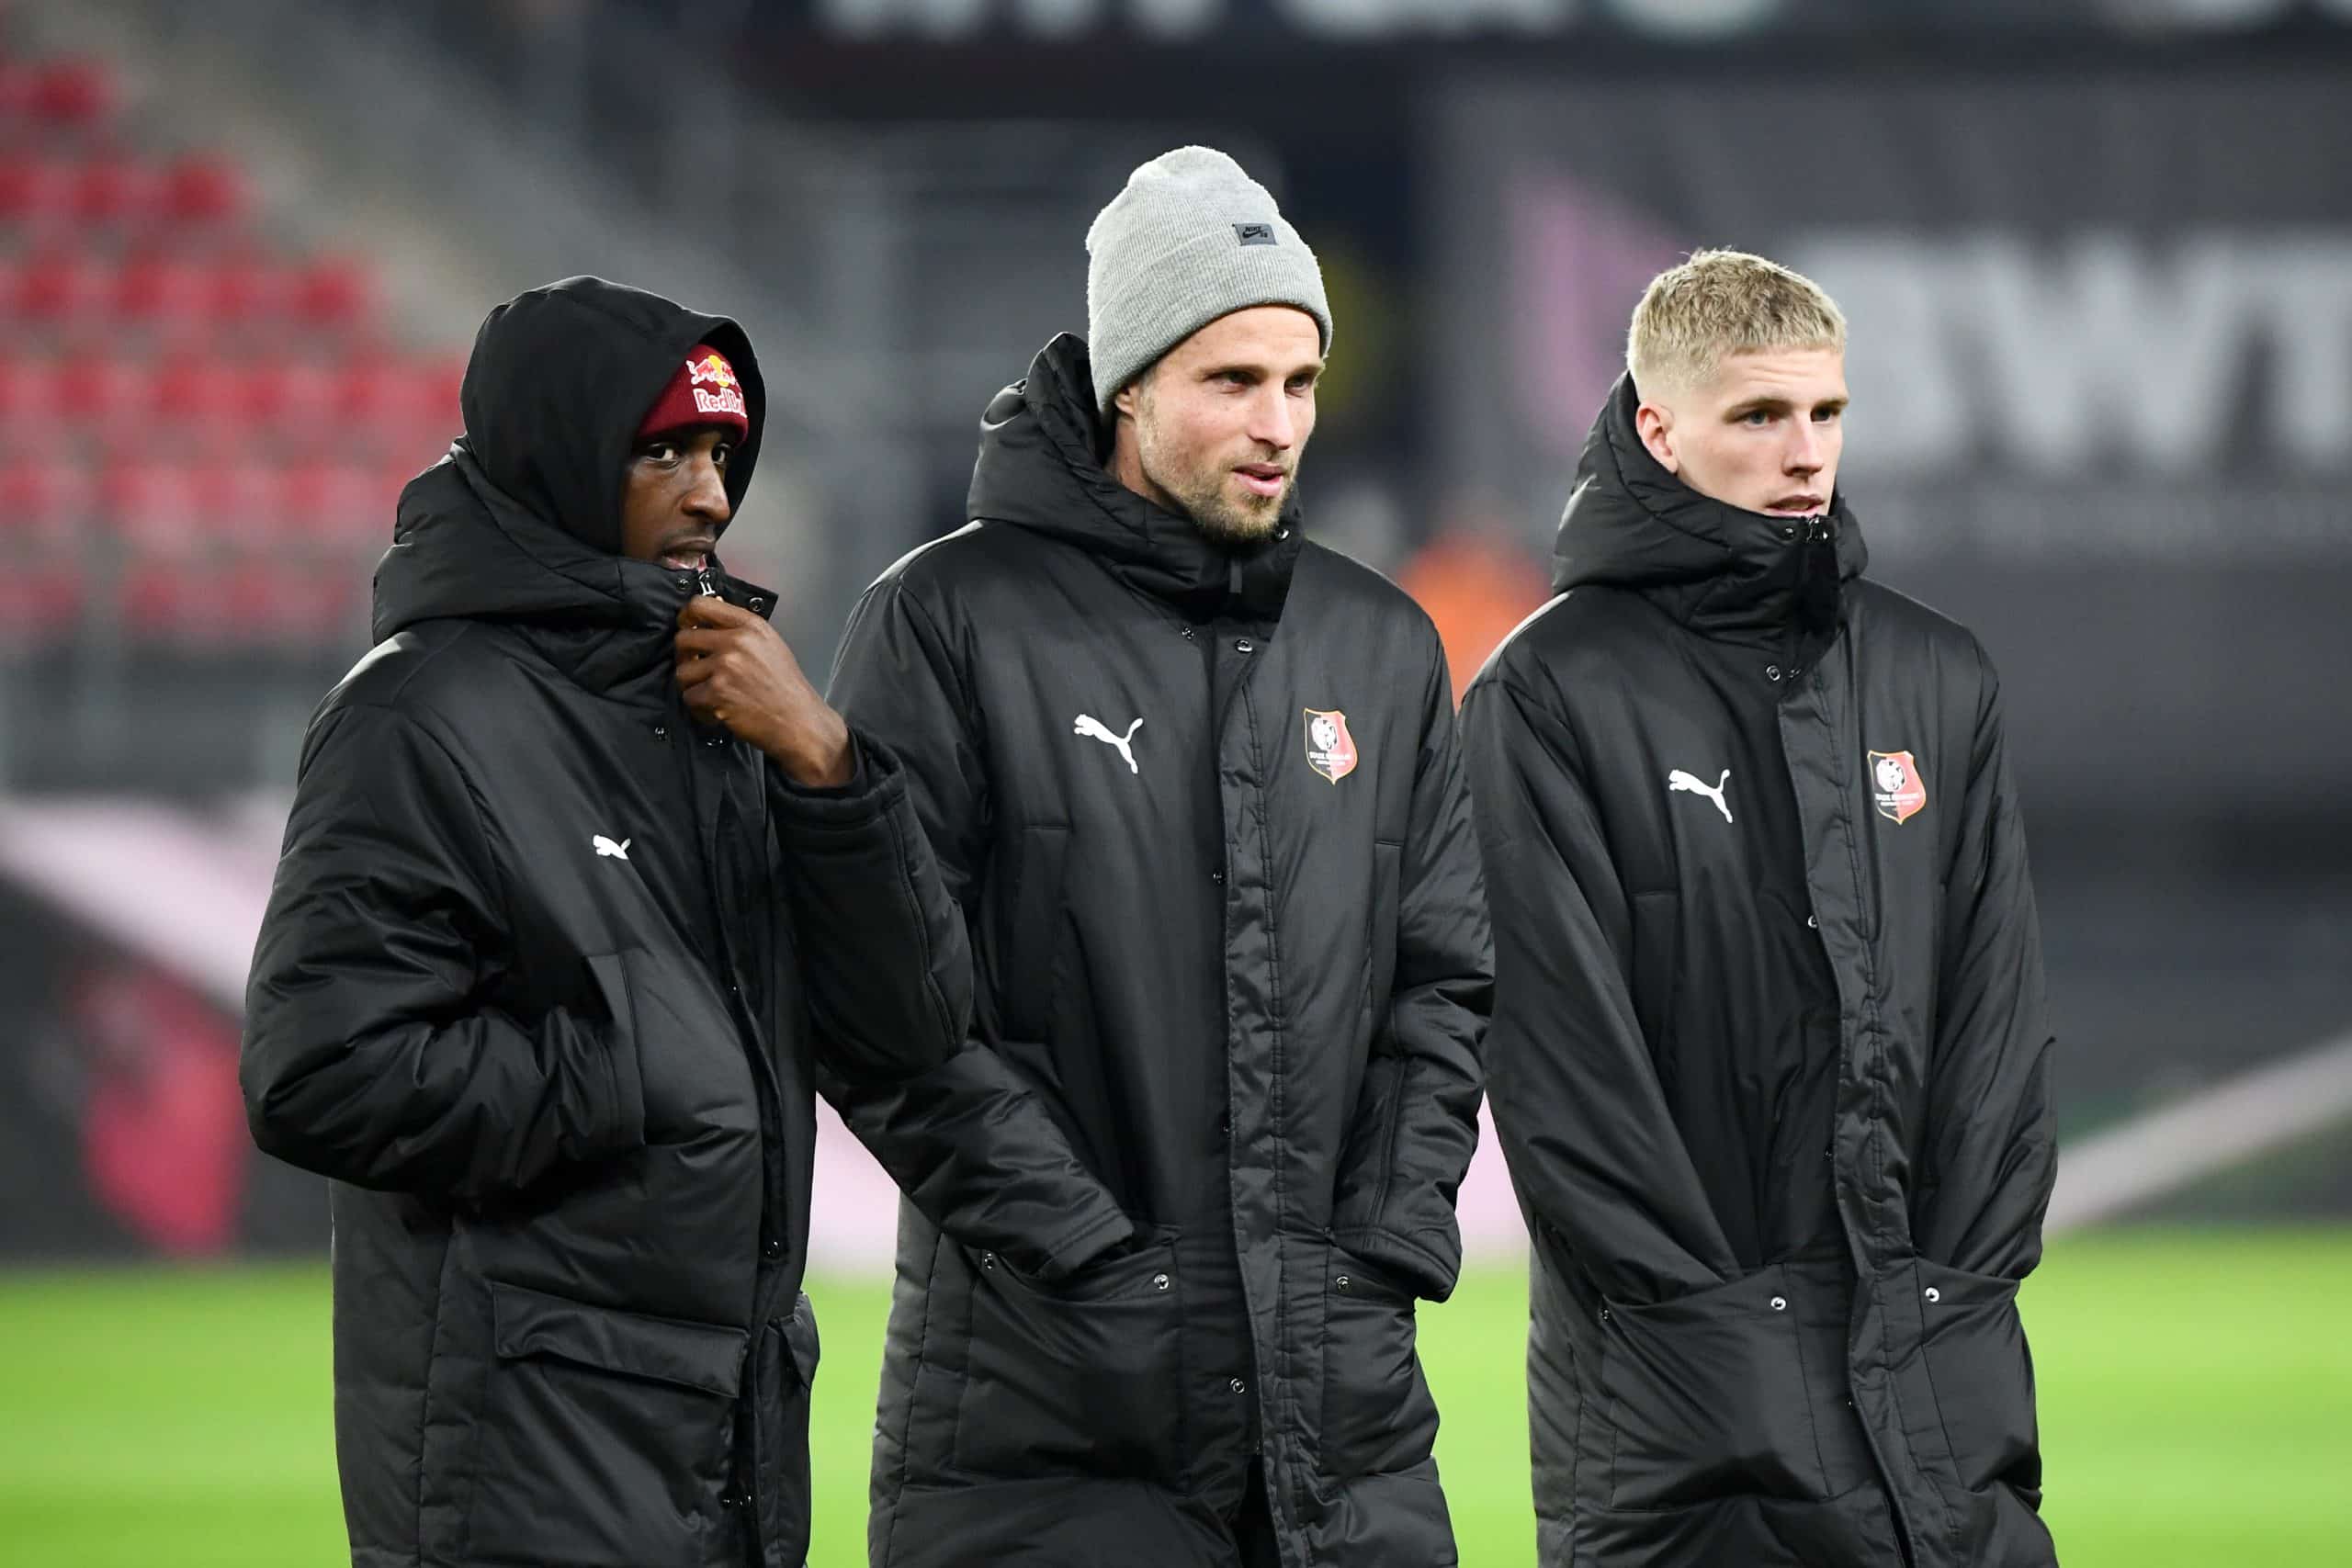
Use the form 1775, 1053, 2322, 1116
592, 835, 631, 861
1667, 769, 1734, 824
1072, 714, 1144, 774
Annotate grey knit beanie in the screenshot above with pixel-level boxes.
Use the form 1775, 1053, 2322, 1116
1085, 146, 1333, 417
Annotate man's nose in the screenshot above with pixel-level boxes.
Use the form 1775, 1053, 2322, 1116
1248, 386, 1296, 451
685, 457, 732, 522
1784, 421, 1824, 475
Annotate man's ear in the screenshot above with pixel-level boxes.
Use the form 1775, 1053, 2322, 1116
1634, 400, 1679, 475
1113, 380, 1141, 423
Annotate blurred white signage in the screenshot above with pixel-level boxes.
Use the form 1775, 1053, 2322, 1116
816, 0, 1785, 40
1792, 231, 2352, 477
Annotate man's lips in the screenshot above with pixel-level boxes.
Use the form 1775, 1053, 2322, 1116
1234, 464, 1288, 500
1766, 494, 1826, 514
660, 536, 717, 570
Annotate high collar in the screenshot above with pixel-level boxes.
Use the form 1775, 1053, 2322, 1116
1552, 373, 1869, 637
966, 333, 1304, 625
374, 449, 777, 698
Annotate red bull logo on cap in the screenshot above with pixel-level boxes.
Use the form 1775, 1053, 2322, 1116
686, 352, 746, 419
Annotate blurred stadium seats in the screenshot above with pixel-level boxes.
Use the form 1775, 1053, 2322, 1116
0, 35, 458, 657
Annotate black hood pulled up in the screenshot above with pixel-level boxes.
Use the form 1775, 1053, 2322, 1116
967, 333, 1302, 623
458, 275, 763, 557
371, 277, 770, 686
1553, 373, 1867, 636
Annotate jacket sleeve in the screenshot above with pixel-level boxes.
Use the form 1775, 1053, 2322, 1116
1330, 643, 1491, 1301
1460, 668, 1737, 1305
766, 735, 973, 1087
241, 705, 644, 1201
818, 574, 1137, 1280
1913, 647, 2057, 1280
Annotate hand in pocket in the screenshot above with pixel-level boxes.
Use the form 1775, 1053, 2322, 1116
954, 1231, 1185, 1481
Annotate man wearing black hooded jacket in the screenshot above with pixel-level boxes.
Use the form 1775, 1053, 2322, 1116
241, 276, 971, 1568
827, 148, 1490, 1568
1463, 250, 2057, 1568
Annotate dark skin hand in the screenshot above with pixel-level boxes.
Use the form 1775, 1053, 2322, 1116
674, 596, 854, 787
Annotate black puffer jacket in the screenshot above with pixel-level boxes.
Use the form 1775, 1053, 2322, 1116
241, 277, 970, 1568
1461, 376, 2058, 1568
825, 335, 1490, 1568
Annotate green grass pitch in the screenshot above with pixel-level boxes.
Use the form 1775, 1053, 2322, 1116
2, 1230, 2346, 1564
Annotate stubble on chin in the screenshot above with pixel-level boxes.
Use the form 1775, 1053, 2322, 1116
1152, 457, 1287, 547
1191, 495, 1285, 545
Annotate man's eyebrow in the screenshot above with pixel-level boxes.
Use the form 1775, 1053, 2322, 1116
1723, 393, 1848, 417
1202, 359, 1326, 380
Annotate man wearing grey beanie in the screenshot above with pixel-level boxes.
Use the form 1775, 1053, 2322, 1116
827, 146, 1489, 1568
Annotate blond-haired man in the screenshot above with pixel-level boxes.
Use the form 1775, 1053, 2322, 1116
1462, 251, 2057, 1567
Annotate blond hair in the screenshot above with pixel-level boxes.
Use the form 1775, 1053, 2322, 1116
1626, 249, 1847, 399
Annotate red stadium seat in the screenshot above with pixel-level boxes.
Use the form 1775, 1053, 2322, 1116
28, 60, 118, 131
0, 352, 43, 427
238, 355, 337, 441
0, 153, 70, 225
70, 154, 153, 226
10, 247, 101, 326
0, 63, 29, 128
220, 558, 288, 643
0, 455, 84, 547
296, 564, 362, 642
191, 457, 282, 546
150, 355, 240, 440
111, 253, 214, 344
328, 352, 407, 437
207, 254, 292, 331
158, 557, 342, 649
279, 457, 382, 544
102, 457, 202, 555
0, 562, 87, 646
57, 355, 154, 433
119, 558, 188, 640
293, 255, 373, 335
160, 154, 245, 227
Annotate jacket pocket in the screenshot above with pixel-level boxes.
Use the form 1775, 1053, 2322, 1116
585, 947, 759, 1146
1320, 1242, 1440, 1480
1915, 1259, 2040, 1493
465, 1279, 748, 1568
1599, 1265, 1830, 1509
952, 1228, 1183, 1482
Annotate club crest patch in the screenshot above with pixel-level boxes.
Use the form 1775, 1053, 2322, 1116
1304, 708, 1359, 784
1869, 750, 1928, 824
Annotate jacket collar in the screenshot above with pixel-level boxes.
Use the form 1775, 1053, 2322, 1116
967, 333, 1304, 625
376, 449, 777, 700
1552, 373, 1869, 637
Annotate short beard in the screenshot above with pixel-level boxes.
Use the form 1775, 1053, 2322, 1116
1135, 387, 1289, 547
